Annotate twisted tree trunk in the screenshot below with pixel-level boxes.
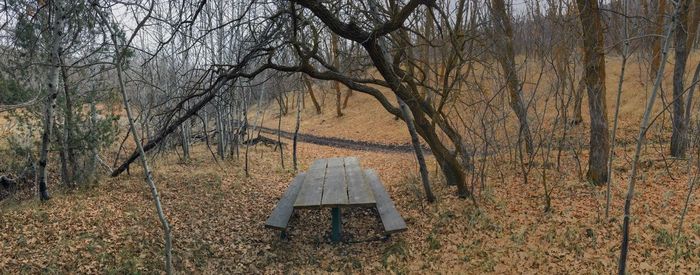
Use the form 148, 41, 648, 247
291, 0, 473, 198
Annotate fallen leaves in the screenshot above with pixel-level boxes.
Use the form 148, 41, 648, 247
1, 102, 700, 273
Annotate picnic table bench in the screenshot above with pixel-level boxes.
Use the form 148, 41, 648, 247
265, 157, 407, 242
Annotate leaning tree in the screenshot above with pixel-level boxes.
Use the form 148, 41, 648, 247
110, 0, 480, 198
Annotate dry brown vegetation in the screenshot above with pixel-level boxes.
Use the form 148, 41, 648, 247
2, 55, 700, 273
3, 0, 700, 272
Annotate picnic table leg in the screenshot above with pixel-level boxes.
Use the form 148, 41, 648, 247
331, 207, 342, 243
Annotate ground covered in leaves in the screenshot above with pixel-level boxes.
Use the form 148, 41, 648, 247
1, 137, 699, 273
3, 56, 700, 272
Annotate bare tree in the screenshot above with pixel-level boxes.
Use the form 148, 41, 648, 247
331, 31, 343, 117
607, 0, 632, 219
618, 2, 678, 273
676, 120, 699, 251
284, 0, 474, 197
576, 0, 610, 185
303, 75, 322, 114
367, 0, 433, 203
93, 2, 173, 273
293, 89, 302, 172
670, 0, 692, 157
650, 0, 668, 76
37, 0, 65, 201
491, 0, 534, 156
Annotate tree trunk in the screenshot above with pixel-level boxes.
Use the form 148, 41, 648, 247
335, 85, 343, 117
60, 63, 77, 183
572, 77, 585, 125
491, 0, 534, 155
180, 123, 190, 162
216, 106, 225, 159
95, 5, 174, 272
229, 95, 238, 158
243, 92, 250, 176
685, 62, 700, 128
576, 0, 610, 185
37, 0, 65, 201
55, 122, 70, 186
331, 33, 343, 117
277, 102, 285, 169
116, 60, 173, 275
687, 0, 700, 50
276, 93, 288, 116
88, 81, 98, 182
235, 106, 240, 159
222, 105, 230, 156
398, 98, 434, 202
671, 0, 691, 157
619, 3, 677, 273
412, 111, 469, 197
422, 8, 434, 105
293, 90, 301, 172
109, 73, 234, 177
363, 0, 471, 198
607, 0, 631, 219
303, 75, 321, 114
650, 0, 668, 76
342, 89, 352, 109
145, 94, 154, 141
676, 130, 699, 248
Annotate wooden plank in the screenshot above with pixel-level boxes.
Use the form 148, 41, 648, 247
343, 157, 360, 167
365, 169, 407, 234
321, 164, 348, 206
294, 159, 327, 208
265, 173, 305, 230
326, 157, 344, 168
345, 157, 375, 206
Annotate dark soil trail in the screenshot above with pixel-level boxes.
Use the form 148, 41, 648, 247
256, 126, 432, 154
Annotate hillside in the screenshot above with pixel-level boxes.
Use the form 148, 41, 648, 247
261, 53, 700, 148
1, 55, 700, 273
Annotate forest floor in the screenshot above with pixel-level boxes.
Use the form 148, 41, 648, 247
2, 55, 700, 273
0, 136, 700, 273
1, 125, 699, 273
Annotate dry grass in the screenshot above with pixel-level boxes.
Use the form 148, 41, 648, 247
259, 87, 412, 145
261, 52, 700, 148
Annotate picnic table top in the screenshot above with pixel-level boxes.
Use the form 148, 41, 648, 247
293, 157, 376, 208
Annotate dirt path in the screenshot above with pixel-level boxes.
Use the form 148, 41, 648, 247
255, 126, 432, 154
255, 126, 577, 157
254, 126, 650, 158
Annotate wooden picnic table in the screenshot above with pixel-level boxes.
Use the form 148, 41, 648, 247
265, 157, 407, 242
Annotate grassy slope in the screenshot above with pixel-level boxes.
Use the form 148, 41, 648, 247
262, 53, 700, 146
259, 86, 412, 145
